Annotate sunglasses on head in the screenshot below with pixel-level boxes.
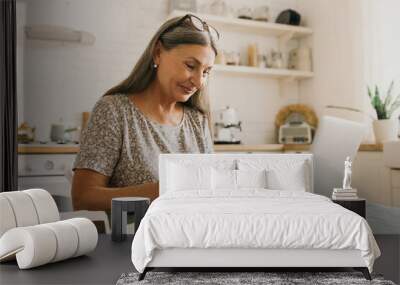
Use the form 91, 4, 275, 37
163, 14, 220, 41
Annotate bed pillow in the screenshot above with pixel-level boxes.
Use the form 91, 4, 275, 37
237, 159, 308, 191
236, 169, 268, 189
211, 168, 268, 190
167, 162, 212, 191
267, 164, 307, 191
211, 168, 237, 191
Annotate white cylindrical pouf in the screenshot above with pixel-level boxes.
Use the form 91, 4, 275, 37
0, 196, 17, 237
1, 192, 39, 227
42, 221, 79, 262
0, 226, 57, 269
24, 189, 60, 224
64, 218, 98, 257
17, 226, 57, 269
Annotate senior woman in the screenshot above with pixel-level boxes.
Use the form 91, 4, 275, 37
72, 14, 219, 212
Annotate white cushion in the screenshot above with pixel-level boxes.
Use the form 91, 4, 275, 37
0, 190, 59, 237
159, 154, 313, 195
24, 189, 60, 224
212, 168, 237, 190
64, 218, 98, 257
42, 221, 79, 262
0, 189, 98, 269
238, 159, 308, 191
167, 162, 212, 191
0, 218, 97, 269
0, 196, 17, 237
236, 169, 268, 189
211, 168, 268, 191
267, 164, 307, 191
0, 226, 57, 269
1, 192, 39, 227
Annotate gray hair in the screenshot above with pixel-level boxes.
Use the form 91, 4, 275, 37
104, 16, 218, 133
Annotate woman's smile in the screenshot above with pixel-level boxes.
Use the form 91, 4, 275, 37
178, 84, 196, 95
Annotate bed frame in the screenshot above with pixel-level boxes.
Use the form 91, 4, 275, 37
138, 154, 371, 281
140, 248, 371, 280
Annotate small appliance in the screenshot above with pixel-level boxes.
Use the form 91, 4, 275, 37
279, 121, 312, 144
214, 106, 242, 144
278, 111, 313, 144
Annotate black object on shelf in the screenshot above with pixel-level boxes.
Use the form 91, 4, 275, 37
276, 9, 301, 26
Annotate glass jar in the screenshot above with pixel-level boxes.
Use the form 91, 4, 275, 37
253, 6, 270, 22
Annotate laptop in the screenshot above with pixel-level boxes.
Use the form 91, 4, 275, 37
310, 116, 366, 197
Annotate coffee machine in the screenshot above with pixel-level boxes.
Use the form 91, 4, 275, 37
213, 106, 242, 144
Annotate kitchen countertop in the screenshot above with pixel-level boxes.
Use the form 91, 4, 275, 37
17, 143, 383, 154
215, 143, 383, 152
18, 143, 80, 154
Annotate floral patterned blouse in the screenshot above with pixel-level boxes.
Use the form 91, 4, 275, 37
73, 94, 214, 187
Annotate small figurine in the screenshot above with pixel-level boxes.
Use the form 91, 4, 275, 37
342, 156, 352, 189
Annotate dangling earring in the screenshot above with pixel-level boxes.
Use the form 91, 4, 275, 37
153, 63, 158, 69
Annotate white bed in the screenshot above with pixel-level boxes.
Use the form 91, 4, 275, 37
131, 154, 380, 280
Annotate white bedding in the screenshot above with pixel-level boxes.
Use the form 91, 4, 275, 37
131, 190, 380, 273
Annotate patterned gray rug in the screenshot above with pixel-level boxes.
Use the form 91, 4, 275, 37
116, 271, 396, 285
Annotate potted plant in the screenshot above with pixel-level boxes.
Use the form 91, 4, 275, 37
368, 81, 400, 143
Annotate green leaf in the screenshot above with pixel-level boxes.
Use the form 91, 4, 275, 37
367, 86, 373, 99
389, 92, 400, 107
375, 85, 387, 119
388, 99, 400, 118
367, 82, 399, 119
375, 85, 380, 100
383, 80, 394, 109
372, 93, 386, 119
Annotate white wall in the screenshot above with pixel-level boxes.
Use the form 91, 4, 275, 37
296, 0, 400, 234
296, 0, 366, 118
207, 0, 300, 144
21, 0, 168, 141
18, 0, 300, 143
297, 0, 400, 142
363, 0, 400, 124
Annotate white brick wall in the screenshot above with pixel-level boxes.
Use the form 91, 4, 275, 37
19, 0, 299, 143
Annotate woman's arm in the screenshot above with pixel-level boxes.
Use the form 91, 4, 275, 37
71, 169, 159, 211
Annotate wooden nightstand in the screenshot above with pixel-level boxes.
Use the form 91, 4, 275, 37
332, 198, 366, 218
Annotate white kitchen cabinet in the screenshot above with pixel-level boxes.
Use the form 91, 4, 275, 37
18, 154, 76, 211
391, 170, 400, 207
391, 170, 400, 188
